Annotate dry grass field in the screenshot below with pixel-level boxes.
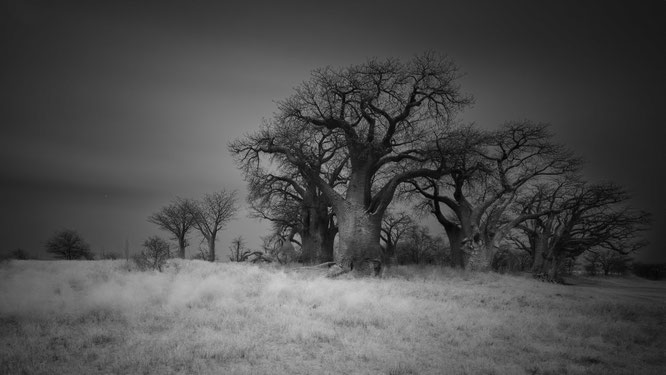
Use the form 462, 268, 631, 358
1, 259, 664, 374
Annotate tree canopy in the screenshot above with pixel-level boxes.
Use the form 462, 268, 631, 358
231, 52, 472, 274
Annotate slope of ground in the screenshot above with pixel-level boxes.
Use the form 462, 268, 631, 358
0, 260, 664, 374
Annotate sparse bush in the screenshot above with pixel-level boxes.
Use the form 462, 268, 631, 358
45, 229, 94, 260
133, 236, 171, 271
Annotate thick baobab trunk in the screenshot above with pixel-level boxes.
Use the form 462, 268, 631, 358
545, 254, 562, 282
319, 225, 336, 263
177, 238, 186, 259
334, 204, 383, 276
466, 239, 492, 271
325, 158, 383, 276
207, 237, 216, 262
530, 232, 549, 274
442, 224, 465, 268
381, 243, 396, 267
300, 225, 330, 264
300, 206, 334, 264
465, 225, 498, 272
532, 250, 563, 283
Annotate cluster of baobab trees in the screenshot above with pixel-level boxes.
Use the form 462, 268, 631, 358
229, 52, 650, 279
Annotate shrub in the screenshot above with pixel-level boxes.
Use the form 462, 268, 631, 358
45, 229, 94, 260
133, 236, 171, 271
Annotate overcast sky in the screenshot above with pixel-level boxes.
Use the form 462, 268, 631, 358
2, 0, 664, 262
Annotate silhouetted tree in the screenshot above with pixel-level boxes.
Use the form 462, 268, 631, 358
512, 180, 650, 281
45, 229, 93, 260
238, 162, 342, 264
228, 236, 269, 262
412, 122, 580, 271
148, 197, 198, 258
380, 211, 414, 266
191, 189, 239, 262
231, 52, 471, 275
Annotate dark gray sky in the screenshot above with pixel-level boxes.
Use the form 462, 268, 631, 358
2, 0, 665, 261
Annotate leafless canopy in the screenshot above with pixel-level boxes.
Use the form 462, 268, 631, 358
45, 229, 93, 260
147, 197, 198, 258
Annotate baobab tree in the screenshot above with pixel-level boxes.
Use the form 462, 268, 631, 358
411, 122, 581, 271
148, 197, 198, 258
233, 131, 346, 264
231, 52, 471, 275
511, 180, 650, 281
191, 190, 239, 262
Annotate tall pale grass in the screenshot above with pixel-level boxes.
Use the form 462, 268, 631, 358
0, 260, 664, 374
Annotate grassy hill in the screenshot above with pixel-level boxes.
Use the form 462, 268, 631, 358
1, 260, 664, 374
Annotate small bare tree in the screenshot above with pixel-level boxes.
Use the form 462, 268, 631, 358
191, 189, 239, 262
228, 236, 269, 262
380, 211, 414, 266
148, 197, 198, 258
135, 236, 171, 271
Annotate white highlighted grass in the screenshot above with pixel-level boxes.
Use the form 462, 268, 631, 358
1, 260, 664, 374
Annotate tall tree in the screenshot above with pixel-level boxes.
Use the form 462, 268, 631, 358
147, 197, 198, 258
412, 122, 580, 270
231, 52, 471, 275
235, 137, 347, 263
45, 229, 93, 260
192, 189, 239, 262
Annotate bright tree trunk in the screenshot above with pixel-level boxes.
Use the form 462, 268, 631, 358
335, 203, 383, 275
326, 157, 384, 276
465, 224, 497, 272
466, 242, 492, 271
